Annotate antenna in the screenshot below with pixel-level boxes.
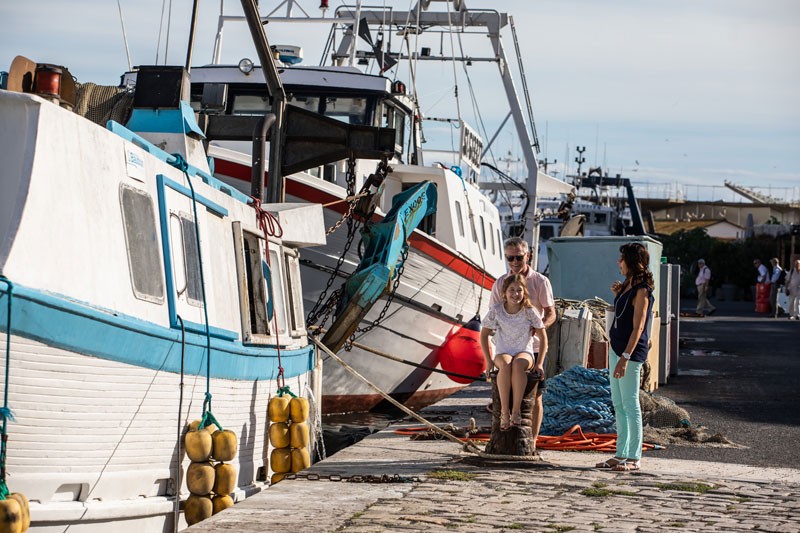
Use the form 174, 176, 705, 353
116, 0, 133, 71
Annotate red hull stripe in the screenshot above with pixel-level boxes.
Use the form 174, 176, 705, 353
214, 158, 495, 290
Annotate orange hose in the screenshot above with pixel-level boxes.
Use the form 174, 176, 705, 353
394, 424, 661, 452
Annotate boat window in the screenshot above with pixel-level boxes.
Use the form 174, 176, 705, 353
469, 214, 477, 243
539, 225, 555, 241
454, 201, 465, 237
120, 185, 164, 303
287, 94, 369, 125
284, 251, 305, 335
382, 103, 407, 156
179, 215, 203, 306
496, 229, 502, 255
242, 234, 270, 336
594, 213, 608, 225
489, 222, 495, 254
479, 216, 487, 249
268, 248, 289, 337
231, 93, 272, 116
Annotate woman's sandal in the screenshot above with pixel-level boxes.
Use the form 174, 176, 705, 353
510, 412, 522, 427
612, 460, 640, 472
595, 457, 626, 469
499, 412, 511, 431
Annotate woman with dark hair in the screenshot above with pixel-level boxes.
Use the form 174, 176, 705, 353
595, 242, 655, 472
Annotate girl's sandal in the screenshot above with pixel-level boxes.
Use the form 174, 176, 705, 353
595, 457, 625, 469
499, 413, 511, 431
510, 412, 522, 427
612, 460, 640, 472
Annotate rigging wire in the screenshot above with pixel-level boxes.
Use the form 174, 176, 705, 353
155, 0, 168, 64
165, 0, 174, 66
115, 0, 133, 71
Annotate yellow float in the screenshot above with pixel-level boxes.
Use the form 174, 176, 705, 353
211, 429, 238, 462
291, 447, 311, 473
213, 463, 237, 496
270, 448, 292, 474
184, 428, 213, 462
184, 494, 213, 526
269, 422, 290, 448
268, 396, 290, 423
0, 497, 23, 533
290, 422, 309, 449
186, 461, 215, 496
289, 397, 309, 422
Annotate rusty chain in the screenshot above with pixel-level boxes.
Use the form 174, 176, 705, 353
282, 473, 421, 483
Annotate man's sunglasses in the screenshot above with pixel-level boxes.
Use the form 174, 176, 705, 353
505, 255, 525, 262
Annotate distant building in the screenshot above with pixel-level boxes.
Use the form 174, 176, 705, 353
654, 218, 745, 241
641, 199, 800, 227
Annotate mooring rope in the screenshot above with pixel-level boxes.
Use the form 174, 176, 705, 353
542, 366, 615, 435
0, 276, 15, 499
309, 337, 541, 462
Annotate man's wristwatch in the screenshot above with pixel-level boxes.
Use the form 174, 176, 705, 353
621, 352, 631, 360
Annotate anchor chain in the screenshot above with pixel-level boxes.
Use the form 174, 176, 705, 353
306, 156, 392, 334
282, 473, 421, 483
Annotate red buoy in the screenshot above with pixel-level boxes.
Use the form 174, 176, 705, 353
437, 317, 486, 384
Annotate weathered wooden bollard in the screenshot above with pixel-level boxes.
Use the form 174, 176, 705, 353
485, 372, 541, 456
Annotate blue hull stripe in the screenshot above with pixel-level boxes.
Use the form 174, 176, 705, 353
0, 283, 315, 381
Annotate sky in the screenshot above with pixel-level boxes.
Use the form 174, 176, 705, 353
2, 0, 798, 203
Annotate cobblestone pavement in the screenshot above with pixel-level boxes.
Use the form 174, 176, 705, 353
187, 382, 800, 532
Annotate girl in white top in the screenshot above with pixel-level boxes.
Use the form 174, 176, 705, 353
480, 273, 547, 431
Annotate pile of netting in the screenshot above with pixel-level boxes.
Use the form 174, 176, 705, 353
541, 366, 694, 436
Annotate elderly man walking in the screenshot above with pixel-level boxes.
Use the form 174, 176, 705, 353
487, 237, 556, 449
695, 259, 716, 316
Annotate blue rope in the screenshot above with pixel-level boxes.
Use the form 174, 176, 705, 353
0, 276, 15, 498
171, 154, 215, 420
541, 366, 616, 435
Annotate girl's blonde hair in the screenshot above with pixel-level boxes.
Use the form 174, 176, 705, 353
501, 273, 533, 308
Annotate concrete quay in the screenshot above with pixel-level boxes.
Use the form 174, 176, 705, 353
185, 379, 800, 532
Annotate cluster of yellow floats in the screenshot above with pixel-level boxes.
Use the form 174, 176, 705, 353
183, 419, 239, 526
268, 395, 311, 483
0, 491, 30, 533
179, 394, 311, 527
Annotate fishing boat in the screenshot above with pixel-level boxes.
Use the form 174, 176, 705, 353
165, 0, 557, 414
0, 6, 350, 528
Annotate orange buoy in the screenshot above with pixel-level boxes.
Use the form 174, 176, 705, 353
436, 317, 485, 384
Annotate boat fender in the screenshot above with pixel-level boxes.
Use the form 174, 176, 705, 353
184, 495, 213, 526
437, 317, 486, 384
213, 463, 237, 496
211, 494, 234, 515
186, 462, 215, 496
184, 428, 213, 462
0, 497, 22, 533
270, 448, 292, 474
189, 419, 217, 433
291, 448, 311, 473
269, 422, 291, 449
271, 473, 286, 484
289, 397, 309, 422
7, 493, 29, 532
290, 422, 310, 449
268, 396, 291, 423
211, 429, 238, 462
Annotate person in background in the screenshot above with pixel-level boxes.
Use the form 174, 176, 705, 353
595, 242, 654, 472
480, 274, 547, 430
754, 259, 768, 283
488, 237, 556, 448
695, 258, 715, 316
786, 259, 800, 320
769, 258, 784, 316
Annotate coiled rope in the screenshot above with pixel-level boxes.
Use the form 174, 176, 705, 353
541, 366, 615, 435
0, 276, 14, 499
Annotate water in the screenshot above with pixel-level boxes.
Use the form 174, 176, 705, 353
320, 412, 396, 457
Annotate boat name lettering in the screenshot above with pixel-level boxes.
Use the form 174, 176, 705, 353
402, 192, 426, 224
